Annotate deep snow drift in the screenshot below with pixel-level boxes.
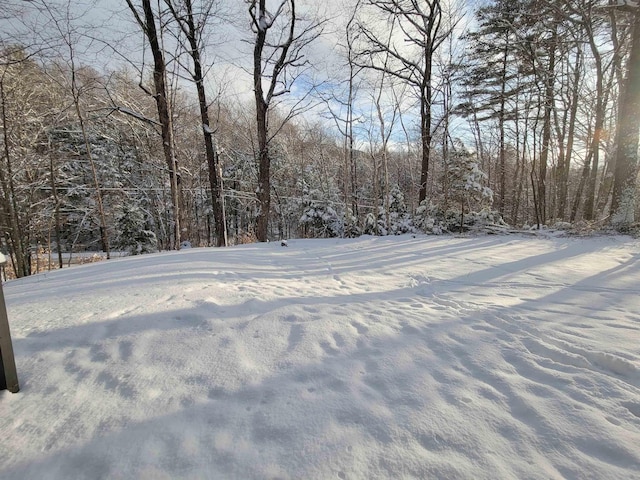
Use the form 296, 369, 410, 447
1, 234, 639, 479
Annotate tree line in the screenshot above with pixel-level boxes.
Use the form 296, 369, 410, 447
1, 0, 639, 277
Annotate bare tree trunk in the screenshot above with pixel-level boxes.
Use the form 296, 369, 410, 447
607, 0, 626, 204
40, 0, 111, 257
47, 142, 64, 269
596, 67, 621, 215
497, 38, 509, 215
556, 46, 581, 220
72, 84, 110, 259
346, 14, 359, 219
470, 109, 485, 214
254, 9, 270, 242
348, 93, 358, 218
371, 150, 380, 235
583, 24, 606, 222
531, 159, 540, 228
513, 103, 529, 226
165, 0, 227, 247
373, 22, 396, 232
376, 100, 391, 231
249, 0, 303, 242
538, 24, 557, 226
0, 78, 29, 277
418, 77, 433, 206
610, 8, 640, 228
571, 149, 593, 223
126, 0, 181, 250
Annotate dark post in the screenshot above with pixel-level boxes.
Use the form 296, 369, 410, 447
0, 253, 19, 393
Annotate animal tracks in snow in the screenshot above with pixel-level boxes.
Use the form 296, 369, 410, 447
5, 236, 640, 480
350, 321, 369, 335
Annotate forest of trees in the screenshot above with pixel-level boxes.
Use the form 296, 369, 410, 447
1, 0, 639, 277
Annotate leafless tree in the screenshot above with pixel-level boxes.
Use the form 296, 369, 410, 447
318, 0, 363, 220
39, 0, 111, 258
164, 0, 228, 247
248, 0, 322, 242
0, 60, 29, 277
125, 0, 182, 250
357, 0, 458, 206
0, 2, 52, 276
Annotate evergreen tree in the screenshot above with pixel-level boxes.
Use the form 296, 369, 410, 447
376, 185, 413, 235
115, 203, 158, 255
448, 140, 493, 230
459, 0, 530, 217
299, 182, 343, 238
343, 209, 361, 238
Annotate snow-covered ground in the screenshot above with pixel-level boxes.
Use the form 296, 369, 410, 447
1, 234, 640, 479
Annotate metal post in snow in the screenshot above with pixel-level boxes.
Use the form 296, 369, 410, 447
0, 253, 19, 393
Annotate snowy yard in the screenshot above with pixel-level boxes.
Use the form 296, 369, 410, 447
1, 234, 639, 479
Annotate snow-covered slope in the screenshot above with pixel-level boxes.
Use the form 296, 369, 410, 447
1, 235, 639, 479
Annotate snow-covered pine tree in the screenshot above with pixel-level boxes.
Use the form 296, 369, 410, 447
385, 185, 414, 234
362, 185, 413, 236
115, 203, 158, 255
362, 212, 378, 236
448, 140, 493, 231
459, 0, 529, 217
343, 208, 361, 238
299, 182, 343, 238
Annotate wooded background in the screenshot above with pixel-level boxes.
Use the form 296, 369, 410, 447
1, 0, 639, 277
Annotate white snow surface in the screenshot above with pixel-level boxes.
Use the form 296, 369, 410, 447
1, 234, 640, 479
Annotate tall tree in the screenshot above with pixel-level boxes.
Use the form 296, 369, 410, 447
164, 0, 228, 247
552, 0, 614, 222
320, 0, 363, 220
460, 0, 527, 218
552, 41, 582, 221
125, 0, 182, 250
41, 0, 111, 258
357, 0, 458, 206
0, 54, 30, 277
512, 0, 565, 226
248, 0, 321, 242
610, 5, 640, 228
